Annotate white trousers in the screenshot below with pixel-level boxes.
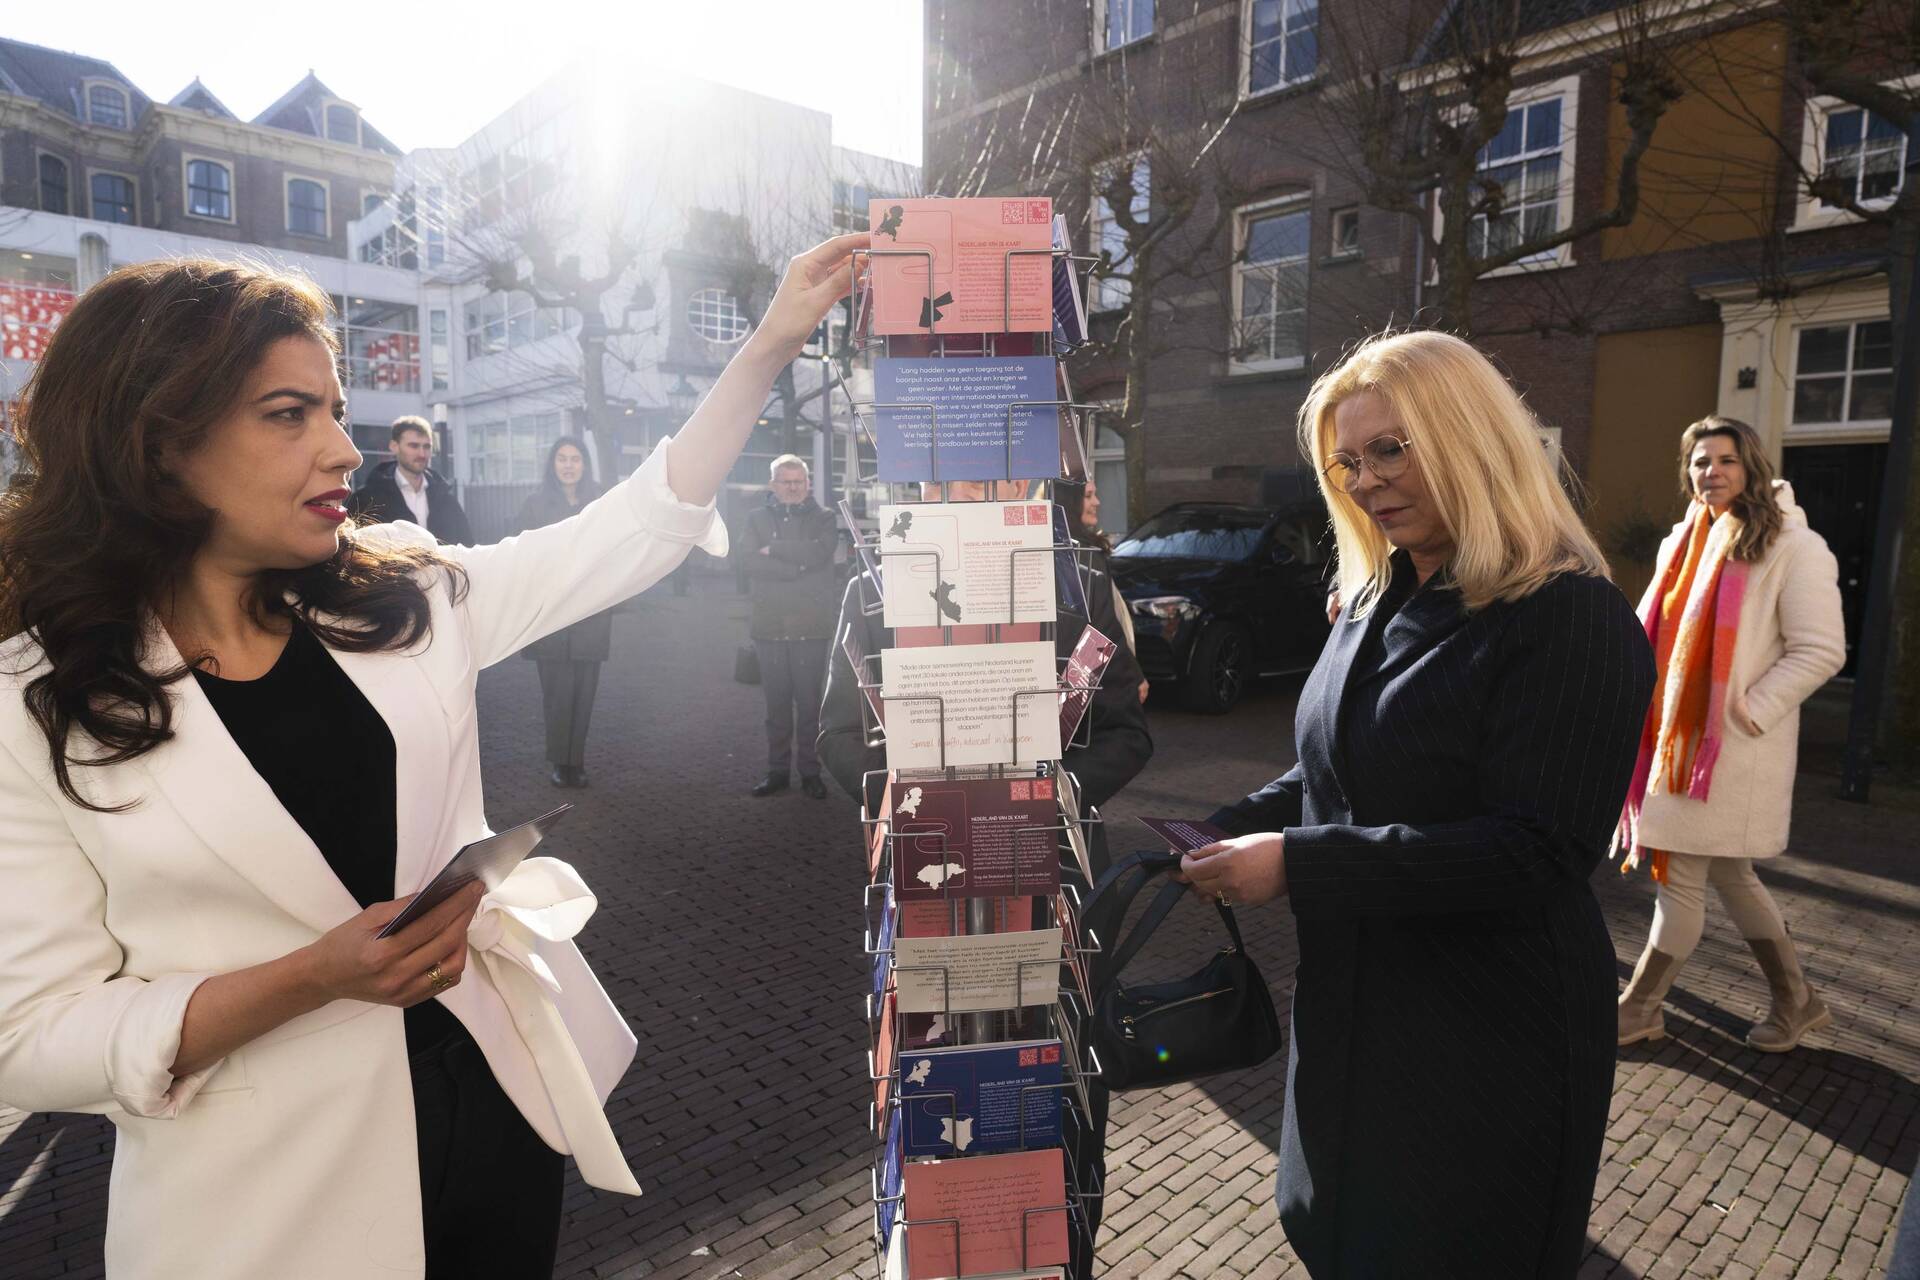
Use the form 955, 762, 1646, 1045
1647, 851, 1788, 962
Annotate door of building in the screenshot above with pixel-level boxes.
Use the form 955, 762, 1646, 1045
1781, 442, 1886, 676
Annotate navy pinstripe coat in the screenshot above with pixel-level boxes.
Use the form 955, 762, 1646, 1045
1212, 556, 1655, 1277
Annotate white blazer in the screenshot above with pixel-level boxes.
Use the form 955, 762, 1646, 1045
0, 442, 728, 1279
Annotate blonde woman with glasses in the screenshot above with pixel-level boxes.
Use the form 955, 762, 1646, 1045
1177, 332, 1655, 1276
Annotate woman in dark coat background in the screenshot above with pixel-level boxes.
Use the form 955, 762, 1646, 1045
1179, 331, 1656, 1277
514, 436, 614, 788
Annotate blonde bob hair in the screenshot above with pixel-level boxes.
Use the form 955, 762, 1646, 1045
1302, 330, 1609, 617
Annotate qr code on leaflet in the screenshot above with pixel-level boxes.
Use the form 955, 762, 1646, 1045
1034, 778, 1054, 800
1027, 200, 1050, 224
1009, 781, 1032, 800
1027, 505, 1050, 524
1004, 506, 1028, 526
1020, 1048, 1039, 1067
1001, 200, 1029, 225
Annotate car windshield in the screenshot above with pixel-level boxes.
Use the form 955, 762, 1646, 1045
1114, 508, 1271, 561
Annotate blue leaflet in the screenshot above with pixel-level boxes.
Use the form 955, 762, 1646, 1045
897, 1040, 1065, 1158
873, 358, 1062, 483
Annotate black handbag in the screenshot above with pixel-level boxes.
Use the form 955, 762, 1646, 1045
734, 642, 760, 685
1079, 850, 1283, 1092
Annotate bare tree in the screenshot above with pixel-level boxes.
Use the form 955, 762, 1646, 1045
1318, 0, 1687, 334
928, 0, 1257, 523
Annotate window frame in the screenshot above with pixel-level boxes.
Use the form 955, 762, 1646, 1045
1230, 193, 1313, 375
685, 287, 752, 345
1434, 73, 1581, 278
1240, 0, 1321, 100
1787, 317, 1894, 437
182, 155, 235, 223
285, 174, 332, 238
1792, 79, 1917, 231
87, 168, 139, 225
36, 151, 71, 215
1093, 0, 1155, 54
1328, 205, 1361, 259
82, 80, 132, 130
1089, 151, 1151, 314
321, 99, 363, 148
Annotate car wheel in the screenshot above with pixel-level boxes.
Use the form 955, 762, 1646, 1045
1183, 623, 1251, 714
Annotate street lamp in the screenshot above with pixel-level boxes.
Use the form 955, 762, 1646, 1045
666, 374, 699, 421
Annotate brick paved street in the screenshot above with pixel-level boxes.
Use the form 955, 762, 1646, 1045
2, 577, 1914, 1278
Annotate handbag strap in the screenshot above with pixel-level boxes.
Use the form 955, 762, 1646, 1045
1091, 858, 1248, 1003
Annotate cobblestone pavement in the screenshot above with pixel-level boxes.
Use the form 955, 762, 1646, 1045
2, 579, 1914, 1279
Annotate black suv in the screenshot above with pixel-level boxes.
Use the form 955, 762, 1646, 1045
1109, 500, 1332, 713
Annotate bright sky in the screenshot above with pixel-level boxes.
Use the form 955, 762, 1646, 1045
6, 0, 923, 163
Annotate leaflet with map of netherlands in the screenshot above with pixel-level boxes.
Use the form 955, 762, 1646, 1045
872, 357, 1061, 483
873, 882, 898, 1003
1057, 625, 1118, 745
898, 1039, 1064, 1158
893, 924, 1062, 1015
881, 641, 1061, 770
867, 197, 1054, 335
901, 1147, 1071, 1280
878, 500, 1057, 628
891, 777, 1061, 911
873, 985, 899, 1123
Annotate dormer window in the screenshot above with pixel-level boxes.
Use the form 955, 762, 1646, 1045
325, 103, 361, 146
86, 82, 130, 129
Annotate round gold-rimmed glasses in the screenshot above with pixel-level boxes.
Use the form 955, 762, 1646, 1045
1322, 435, 1414, 495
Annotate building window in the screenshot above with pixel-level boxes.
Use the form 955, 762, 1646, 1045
1097, 0, 1154, 50
1090, 154, 1150, 312
1469, 94, 1566, 263
686, 288, 750, 344
1330, 206, 1360, 257
429, 309, 450, 391
0, 251, 79, 361
90, 173, 136, 225
325, 104, 361, 145
288, 178, 329, 236
1246, 0, 1319, 95
1820, 107, 1906, 208
186, 159, 232, 220
39, 155, 70, 215
464, 290, 571, 359
1090, 420, 1130, 536
363, 192, 386, 215
1233, 200, 1310, 370
466, 411, 564, 485
832, 179, 871, 233
334, 296, 421, 392
1792, 320, 1893, 426
87, 84, 130, 129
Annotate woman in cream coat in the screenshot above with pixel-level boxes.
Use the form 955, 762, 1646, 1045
0, 236, 863, 1278
1616, 416, 1846, 1053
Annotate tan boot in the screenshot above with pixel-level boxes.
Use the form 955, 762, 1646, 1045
1618, 946, 1680, 1046
1746, 935, 1832, 1052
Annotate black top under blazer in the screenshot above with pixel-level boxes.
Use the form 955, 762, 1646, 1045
1211, 556, 1655, 1278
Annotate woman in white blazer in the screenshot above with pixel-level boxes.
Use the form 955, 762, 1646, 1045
0, 234, 865, 1278
1615, 416, 1847, 1054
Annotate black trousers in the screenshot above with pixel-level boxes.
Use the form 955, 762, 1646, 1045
754, 637, 829, 777
536, 659, 602, 769
408, 1009, 564, 1278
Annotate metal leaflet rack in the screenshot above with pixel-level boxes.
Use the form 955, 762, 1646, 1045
840, 223, 1114, 1279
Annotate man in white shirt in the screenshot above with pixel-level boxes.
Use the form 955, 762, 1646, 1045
349, 416, 473, 544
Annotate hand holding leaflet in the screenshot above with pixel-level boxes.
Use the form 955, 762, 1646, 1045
377, 804, 574, 938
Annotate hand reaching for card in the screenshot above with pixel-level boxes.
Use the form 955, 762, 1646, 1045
1176, 833, 1288, 909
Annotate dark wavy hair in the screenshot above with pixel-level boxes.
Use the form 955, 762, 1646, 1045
0, 259, 465, 811
1677, 415, 1782, 563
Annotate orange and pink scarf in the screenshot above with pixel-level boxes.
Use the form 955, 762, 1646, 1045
1615, 503, 1748, 882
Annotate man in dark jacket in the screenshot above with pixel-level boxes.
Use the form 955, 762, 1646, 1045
743, 455, 840, 798
349, 415, 474, 545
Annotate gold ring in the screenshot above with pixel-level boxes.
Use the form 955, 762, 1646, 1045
427, 963, 454, 992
